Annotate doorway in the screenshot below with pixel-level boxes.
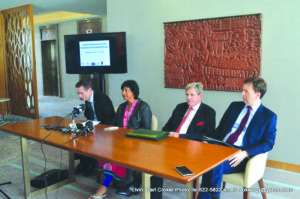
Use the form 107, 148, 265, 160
40, 25, 60, 96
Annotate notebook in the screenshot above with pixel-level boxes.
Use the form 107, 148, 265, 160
125, 129, 169, 141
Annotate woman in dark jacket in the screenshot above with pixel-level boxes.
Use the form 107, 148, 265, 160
89, 80, 152, 199
111, 82, 152, 130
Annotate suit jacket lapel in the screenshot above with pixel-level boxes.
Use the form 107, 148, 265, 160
118, 102, 127, 127
178, 103, 189, 119
190, 103, 203, 125
174, 103, 188, 130
129, 99, 140, 123
186, 103, 203, 132
93, 93, 98, 118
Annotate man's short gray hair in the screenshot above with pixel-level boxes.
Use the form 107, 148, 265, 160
185, 82, 203, 95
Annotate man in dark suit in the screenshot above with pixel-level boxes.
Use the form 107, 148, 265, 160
75, 80, 115, 176
152, 82, 216, 199
163, 82, 216, 139
198, 77, 277, 199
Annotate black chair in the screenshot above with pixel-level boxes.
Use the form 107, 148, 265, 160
0, 181, 12, 199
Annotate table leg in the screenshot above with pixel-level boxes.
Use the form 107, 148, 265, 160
142, 173, 151, 199
68, 152, 75, 181
193, 178, 199, 199
5, 99, 11, 121
20, 137, 31, 199
186, 181, 193, 199
0, 98, 11, 122
20, 138, 76, 199
141, 174, 196, 199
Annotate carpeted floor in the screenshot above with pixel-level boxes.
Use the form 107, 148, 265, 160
0, 96, 299, 199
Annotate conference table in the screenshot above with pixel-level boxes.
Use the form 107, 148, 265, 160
0, 116, 240, 199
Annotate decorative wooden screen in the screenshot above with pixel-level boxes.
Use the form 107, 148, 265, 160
1, 4, 38, 118
164, 14, 261, 91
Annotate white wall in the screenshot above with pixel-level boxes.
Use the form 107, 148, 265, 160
34, 26, 43, 96
35, 19, 111, 99
58, 21, 80, 99
105, 0, 300, 165
34, 21, 80, 98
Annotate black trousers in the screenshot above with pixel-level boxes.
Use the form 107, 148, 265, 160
117, 172, 163, 199
150, 176, 163, 199
74, 153, 97, 167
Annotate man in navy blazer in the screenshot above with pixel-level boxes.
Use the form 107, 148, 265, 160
198, 77, 277, 199
152, 82, 216, 199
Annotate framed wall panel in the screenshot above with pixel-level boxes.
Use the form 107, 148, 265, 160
164, 14, 261, 91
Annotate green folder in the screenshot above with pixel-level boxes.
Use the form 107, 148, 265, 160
125, 129, 169, 141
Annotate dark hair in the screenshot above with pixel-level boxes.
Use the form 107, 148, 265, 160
75, 80, 93, 91
121, 80, 139, 99
244, 77, 267, 99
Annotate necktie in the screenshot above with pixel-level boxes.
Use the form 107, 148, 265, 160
176, 107, 193, 133
226, 106, 252, 145
86, 101, 95, 121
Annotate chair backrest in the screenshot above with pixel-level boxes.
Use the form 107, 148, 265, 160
222, 152, 268, 188
151, 115, 158, 130
114, 106, 158, 130
244, 152, 268, 187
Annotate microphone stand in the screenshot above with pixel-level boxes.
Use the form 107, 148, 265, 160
69, 104, 86, 132
69, 112, 77, 131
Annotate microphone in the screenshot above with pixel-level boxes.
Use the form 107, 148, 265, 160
70, 104, 86, 130
72, 104, 86, 119
76, 120, 94, 137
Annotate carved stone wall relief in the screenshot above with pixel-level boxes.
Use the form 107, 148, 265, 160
164, 14, 261, 91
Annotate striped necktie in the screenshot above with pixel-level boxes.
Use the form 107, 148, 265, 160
176, 107, 193, 133
226, 106, 252, 145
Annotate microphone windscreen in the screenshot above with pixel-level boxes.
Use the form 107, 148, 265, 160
79, 104, 86, 111
73, 104, 86, 115
76, 123, 84, 129
85, 120, 94, 131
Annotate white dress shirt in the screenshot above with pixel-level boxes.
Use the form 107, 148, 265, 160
223, 101, 261, 146
178, 103, 201, 135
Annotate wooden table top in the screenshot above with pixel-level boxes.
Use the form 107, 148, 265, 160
0, 116, 240, 184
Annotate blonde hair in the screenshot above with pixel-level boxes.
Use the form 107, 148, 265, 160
185, 82, 203, 95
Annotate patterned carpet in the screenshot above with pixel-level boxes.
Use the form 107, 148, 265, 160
0, 98, 299, 199
0, 115, 187, 199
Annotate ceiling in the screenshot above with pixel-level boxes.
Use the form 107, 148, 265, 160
0, 0, 107, 24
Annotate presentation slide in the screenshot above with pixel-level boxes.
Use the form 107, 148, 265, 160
79, 40, 110, 66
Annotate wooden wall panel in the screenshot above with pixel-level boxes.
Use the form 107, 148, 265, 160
0, 12, 8, 99
1, 4, 38, 119
0, 12, 8, 115
164, 14, 261, 91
